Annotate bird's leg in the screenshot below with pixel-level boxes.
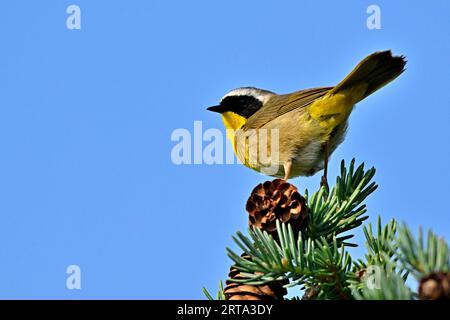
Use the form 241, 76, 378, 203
283, 159, 292, 181
320, 141, 330, 198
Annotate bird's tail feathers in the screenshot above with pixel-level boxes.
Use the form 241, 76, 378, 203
331, 50, 406, 102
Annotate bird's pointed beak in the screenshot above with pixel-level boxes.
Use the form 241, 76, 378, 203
207, 105, 225, 113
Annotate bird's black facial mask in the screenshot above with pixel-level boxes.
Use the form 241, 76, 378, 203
207, 95, 263, 118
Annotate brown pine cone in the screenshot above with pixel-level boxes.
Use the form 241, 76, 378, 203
246, 179, 309, 238
224, 254, 288, 300
419, 272, 450, 300
224, 180, 307, 301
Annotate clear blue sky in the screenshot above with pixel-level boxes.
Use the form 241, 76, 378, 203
0, 1, 449, 299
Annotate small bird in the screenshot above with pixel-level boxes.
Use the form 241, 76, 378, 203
207, 51, 406, 187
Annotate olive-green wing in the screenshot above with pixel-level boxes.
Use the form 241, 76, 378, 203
242, 87, 332, 129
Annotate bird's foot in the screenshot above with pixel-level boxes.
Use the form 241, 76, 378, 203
283, 160, 292, 181
320, 175, 330, 200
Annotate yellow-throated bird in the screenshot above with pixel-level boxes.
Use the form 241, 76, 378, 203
207, 51, 406, 185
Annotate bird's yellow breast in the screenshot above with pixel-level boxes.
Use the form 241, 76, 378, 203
221, 111, 265, 173
221, 111, 247, 150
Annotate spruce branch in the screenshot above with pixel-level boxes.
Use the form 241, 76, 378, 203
202, 281, 225, 300
352, 265, 413, 300
397, 224, 450, 280
305, 159, 377, 246
352, 217, 403, 272
227, 221, 353, 298
349, 218, 409, 293
362, 217, 398, 266
226, 221, 301, 285
207, 159, 450, 300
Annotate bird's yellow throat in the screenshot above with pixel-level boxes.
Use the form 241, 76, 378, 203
220, 111, 247, 153
221, 111, 247, 131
